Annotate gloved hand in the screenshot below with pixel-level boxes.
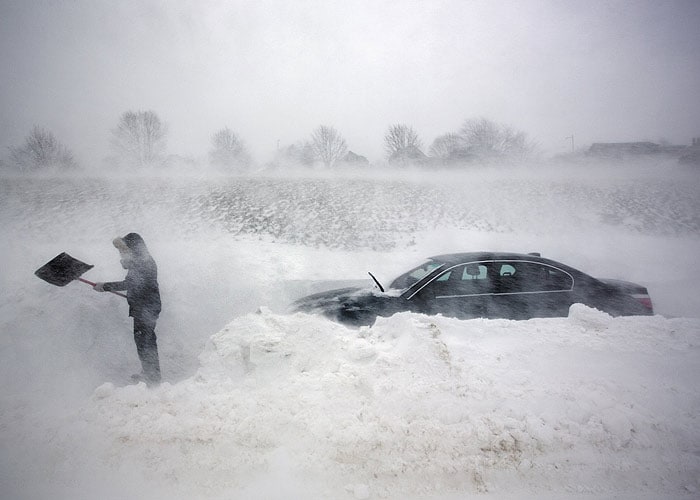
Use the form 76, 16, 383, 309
93, 282, 105, 292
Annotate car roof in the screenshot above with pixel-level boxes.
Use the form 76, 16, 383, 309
428, 252, 542, 264
426, 252, 591, 276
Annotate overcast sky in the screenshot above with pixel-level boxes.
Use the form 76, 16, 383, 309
1, 0, 699, 165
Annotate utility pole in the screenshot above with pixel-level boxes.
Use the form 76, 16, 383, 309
565, 135, 575, 153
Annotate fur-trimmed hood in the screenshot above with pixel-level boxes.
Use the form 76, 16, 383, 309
113, 232, 151, 260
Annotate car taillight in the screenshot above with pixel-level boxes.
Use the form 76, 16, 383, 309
632, 294, 653, 312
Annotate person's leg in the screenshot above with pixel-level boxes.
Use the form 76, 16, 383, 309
133, 316, 161, 385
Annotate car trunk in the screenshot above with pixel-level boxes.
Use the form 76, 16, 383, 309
598, 278, 653, 313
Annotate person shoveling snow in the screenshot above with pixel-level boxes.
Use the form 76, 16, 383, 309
36, 234, 164, 387
92, 233, 162, 386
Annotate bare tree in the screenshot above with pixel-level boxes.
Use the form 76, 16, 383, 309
209, 127, 251, 169
459, 117, 535, 161
310, 125, 347, 167
428, 133, 463, 160
499, 126, 533, 159
383, 124, 426, 165
8, 126, 77, 171
111, 110, 167, 168
384, 124, 422, 159
459, 118, 500, 156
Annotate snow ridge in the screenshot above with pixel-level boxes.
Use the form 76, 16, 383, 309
79, 307, 700, 498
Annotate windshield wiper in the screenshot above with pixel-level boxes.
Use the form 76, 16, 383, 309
368, 272, 384, 292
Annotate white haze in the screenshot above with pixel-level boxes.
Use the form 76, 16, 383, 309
1, 160, 699, 498
1, 1, 700, 497
1, 1, 699, 165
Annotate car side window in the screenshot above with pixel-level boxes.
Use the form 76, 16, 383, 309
462, 263, 488, 280
541, 266, 574, 291
430, 263, 493, 295
499, 264, 516, 276
496, 261, 573, 293
496, 263, 521, 292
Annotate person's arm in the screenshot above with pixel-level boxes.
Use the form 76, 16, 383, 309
96, 280, 127, 292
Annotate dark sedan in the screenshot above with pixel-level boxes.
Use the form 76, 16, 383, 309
291, 252, 654, 326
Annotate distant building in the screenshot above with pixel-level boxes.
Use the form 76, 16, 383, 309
587, 140, 698, 162
679, 137, 700, 166
340, 151, 370, 167
587, 142, 660, 159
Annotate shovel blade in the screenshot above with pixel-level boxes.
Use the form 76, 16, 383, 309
35, 252, 94, 287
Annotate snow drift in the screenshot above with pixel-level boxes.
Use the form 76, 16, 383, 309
1, 161, 699, 498
7, 306, 699, 499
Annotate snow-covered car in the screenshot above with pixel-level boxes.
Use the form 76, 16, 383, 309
292, 252, 654, 325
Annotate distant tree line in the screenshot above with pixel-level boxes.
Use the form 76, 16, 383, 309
381, 118, 537, 167
272, 118, 536, 170
2, 112, 537, 174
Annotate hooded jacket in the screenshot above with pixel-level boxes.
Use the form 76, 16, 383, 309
103, 233, 161, 319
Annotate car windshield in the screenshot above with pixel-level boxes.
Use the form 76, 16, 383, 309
389, 260, 444, 290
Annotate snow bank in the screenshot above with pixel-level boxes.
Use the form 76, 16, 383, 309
2, 169, 699, 499
56, 306, 700, 499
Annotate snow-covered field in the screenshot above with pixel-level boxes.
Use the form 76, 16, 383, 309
1, 161, 699, 499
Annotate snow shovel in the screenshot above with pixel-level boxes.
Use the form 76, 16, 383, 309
34, 252, 127, 298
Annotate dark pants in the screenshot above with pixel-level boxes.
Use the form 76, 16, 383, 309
133, 315, 161, 385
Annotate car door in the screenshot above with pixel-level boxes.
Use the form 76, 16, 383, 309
409, 262, 495, 319
488, 260, 575, 319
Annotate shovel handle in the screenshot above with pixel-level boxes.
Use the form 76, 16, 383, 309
77, 278, 127, 299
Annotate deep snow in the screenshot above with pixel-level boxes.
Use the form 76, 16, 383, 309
1, 161, 699, 499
